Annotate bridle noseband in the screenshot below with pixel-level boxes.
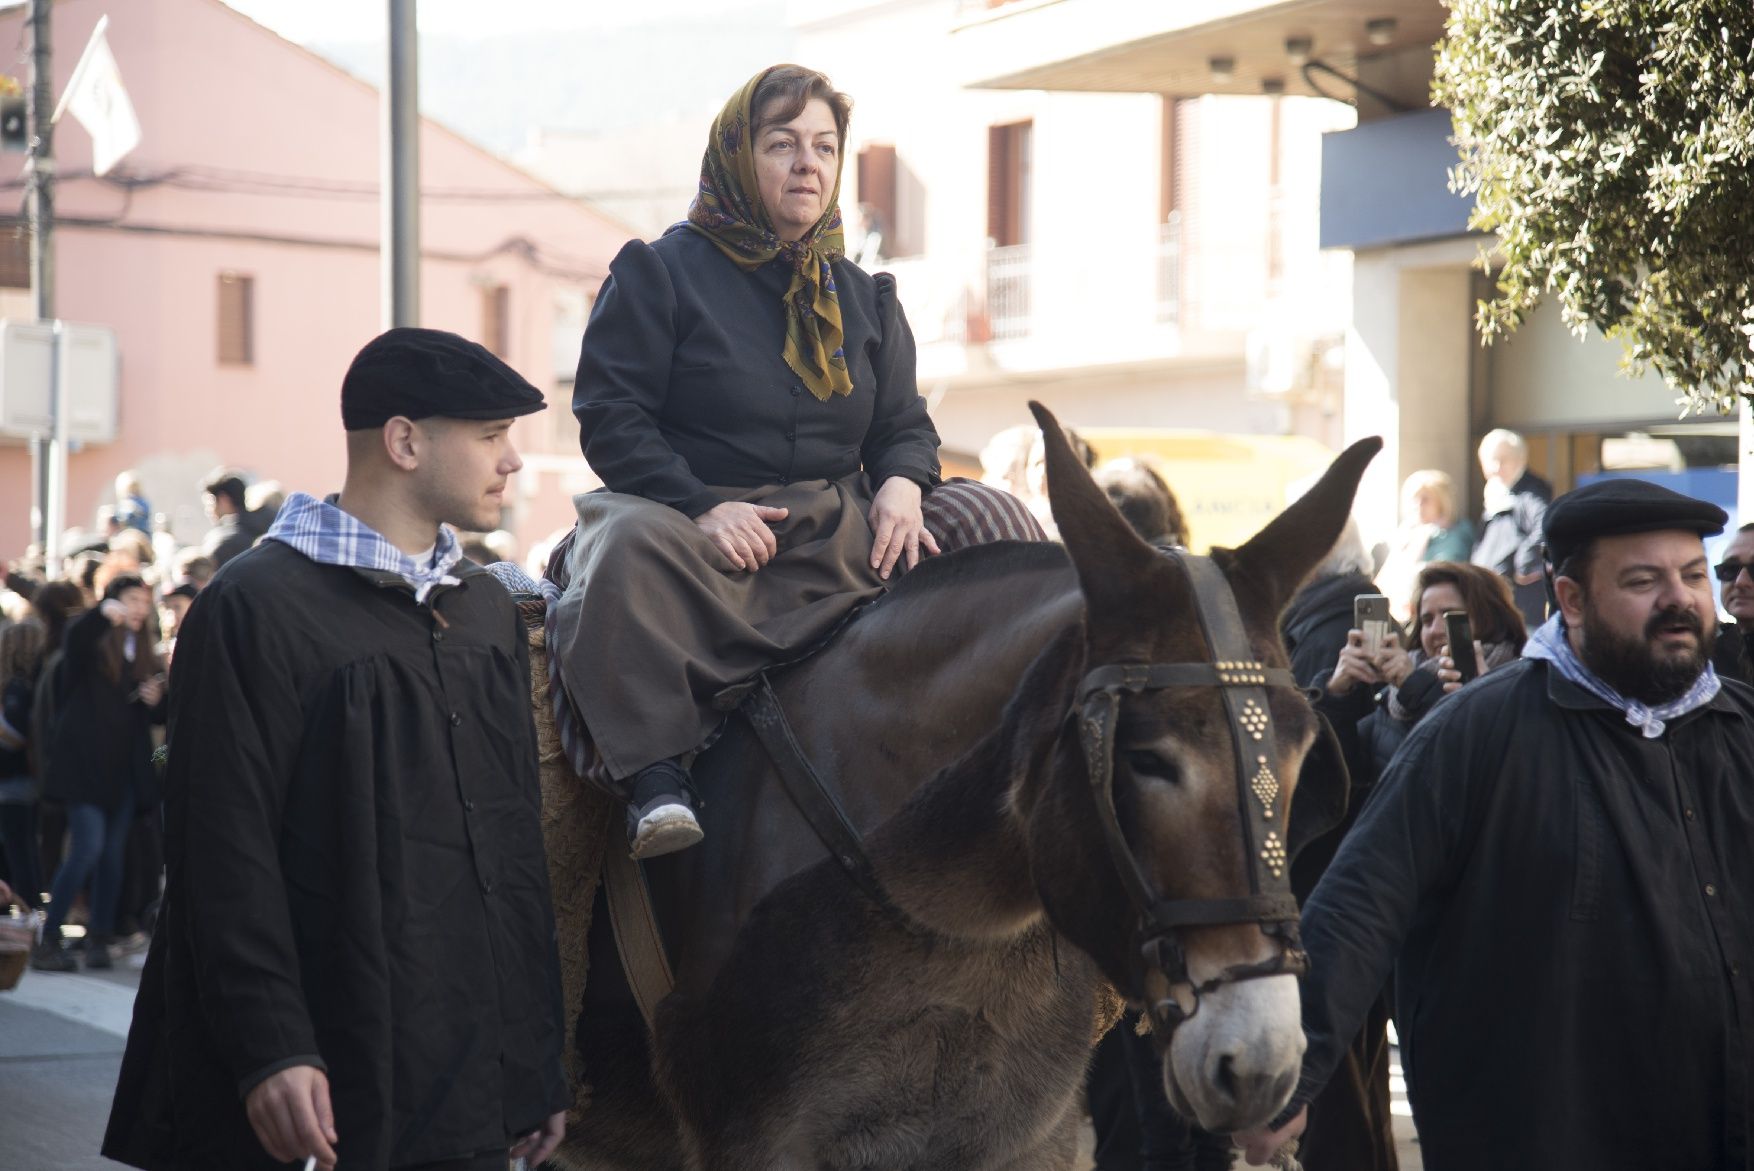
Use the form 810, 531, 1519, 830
1076, 550, 1309, 1047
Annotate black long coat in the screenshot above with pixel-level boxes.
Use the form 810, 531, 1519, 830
103, 543, 569, 1171
572, 229, 941, 516
41, 606, 162, 810
1290, 658, 1754, 1170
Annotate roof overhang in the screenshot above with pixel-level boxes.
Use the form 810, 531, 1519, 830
952, 0, 1447, 100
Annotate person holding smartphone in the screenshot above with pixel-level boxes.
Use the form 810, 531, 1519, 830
1358, 562, 1528, 781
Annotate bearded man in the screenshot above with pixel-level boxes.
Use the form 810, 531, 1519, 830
1240, 478, 1754, 1171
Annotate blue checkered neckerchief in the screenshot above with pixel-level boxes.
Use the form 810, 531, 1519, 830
1524, 614, 1720, 739
265, 491, 463, 604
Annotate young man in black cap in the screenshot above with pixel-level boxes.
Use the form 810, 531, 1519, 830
1241, 477, 1754, 1170
104, 328, 570, 1171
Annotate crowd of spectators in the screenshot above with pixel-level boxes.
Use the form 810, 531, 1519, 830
0, 466, 280, 969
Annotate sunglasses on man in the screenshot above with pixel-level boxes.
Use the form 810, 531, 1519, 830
1715, 559, 1754, 584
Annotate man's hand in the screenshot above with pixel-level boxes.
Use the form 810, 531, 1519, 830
509, 1110, 567, 1166
1235, 1105, 1307, 1166
695, 502, 789, 571
1327, 630, 1382, 696
244, 1065, 338, 1169
868, 476, 939, 581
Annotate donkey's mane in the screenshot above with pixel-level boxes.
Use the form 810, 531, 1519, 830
871, 539, 1071, 609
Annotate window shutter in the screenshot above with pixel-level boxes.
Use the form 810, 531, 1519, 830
482, 285, 511, 358
217, 273, 254, 366
987, 123, 1011, 246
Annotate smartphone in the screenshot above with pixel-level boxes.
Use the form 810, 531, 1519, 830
1354, 594, 1392, 655
1444, 610, 1479, 682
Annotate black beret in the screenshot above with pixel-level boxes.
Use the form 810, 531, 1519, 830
1544, 477, 1727, 570
340, 327, 546, 430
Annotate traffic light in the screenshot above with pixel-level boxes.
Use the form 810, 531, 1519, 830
0, 97, 24, 152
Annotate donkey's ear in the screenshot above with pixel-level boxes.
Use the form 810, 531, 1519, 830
1029, 402, 1169, 622
1225, 436, 1383, 618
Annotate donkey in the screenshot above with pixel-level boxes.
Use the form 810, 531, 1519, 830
557, 405, 1378, 1170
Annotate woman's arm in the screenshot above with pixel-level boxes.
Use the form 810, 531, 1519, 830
859, 273, 940, 491
573, 240, 721, 517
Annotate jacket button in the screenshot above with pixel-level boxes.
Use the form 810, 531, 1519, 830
1685, 808, 1696, 820
777, 476, 790, 485
791, 386, 802, 397
450, 712, 463, 727
481, 879, 495, 895
1705, 883, 1718, 897
784, 430, 796, 441
463, 799, 475, 813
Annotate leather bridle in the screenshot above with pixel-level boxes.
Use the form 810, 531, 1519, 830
1075, 549, 1309, 1047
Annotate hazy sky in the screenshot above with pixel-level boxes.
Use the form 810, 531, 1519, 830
220, 0, 737, 43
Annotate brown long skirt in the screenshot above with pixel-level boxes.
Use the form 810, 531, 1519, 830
553, 475, 886, 780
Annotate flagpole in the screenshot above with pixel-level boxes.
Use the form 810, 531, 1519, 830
26, 0, 60, 567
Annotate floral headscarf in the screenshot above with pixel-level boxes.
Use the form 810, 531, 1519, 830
685, 67, 852, 401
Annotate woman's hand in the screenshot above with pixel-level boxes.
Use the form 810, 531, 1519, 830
695, 502, 789, 572
868, 476, 939, 581
99, 598, 128, 625
1327, 629, 1383, 696
1372, 631, 1416, 688
1435, 640, 1489, 695
137, 674, 167, 708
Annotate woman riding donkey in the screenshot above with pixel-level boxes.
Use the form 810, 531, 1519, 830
558, 65, 1035, 858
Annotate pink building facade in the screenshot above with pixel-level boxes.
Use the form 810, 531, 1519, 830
0, 0, 632, 560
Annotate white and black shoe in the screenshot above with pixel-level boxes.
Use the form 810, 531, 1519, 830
626, 760, 704, 860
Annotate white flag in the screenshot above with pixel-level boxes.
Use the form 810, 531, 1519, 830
55, 16, 141, 177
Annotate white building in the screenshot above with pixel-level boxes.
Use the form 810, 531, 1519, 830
792, 0, 1357, 469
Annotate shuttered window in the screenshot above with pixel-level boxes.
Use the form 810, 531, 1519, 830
1160, 98, 1180, 223
856, 144, 897, 257
217, 272, 254, 366
0, 227, 29, 289
482, 284, 511, 358
986, 121, 1032, 247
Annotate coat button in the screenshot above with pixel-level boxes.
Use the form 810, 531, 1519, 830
1705, 883, 1718, 897
450, 712, 463, 727
784, 430, 796, 441
791, 386, 802, 397
463, 799, 475, 813
1685, 808, 1696, 820
432, 630, 444, 642
777, 476, 790, 485
482, 879, 495, 894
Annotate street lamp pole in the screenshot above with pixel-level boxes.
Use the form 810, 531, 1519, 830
27, 0, 61, 564
383, 0, 419, 329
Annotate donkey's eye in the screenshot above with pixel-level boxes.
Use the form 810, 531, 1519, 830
1124, 750, 1178, 784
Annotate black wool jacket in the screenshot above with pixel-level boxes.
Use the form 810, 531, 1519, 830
103, 542, 569, 1171
573, 229, 941, 518
1289, 657, 1754, 1170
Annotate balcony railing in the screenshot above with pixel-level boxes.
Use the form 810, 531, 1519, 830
985, 242, 1032, 340
1156, 213, 1182, 325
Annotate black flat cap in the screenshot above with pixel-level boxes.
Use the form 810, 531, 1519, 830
1545, 477, 1726, 569
341, 327, 546, 430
